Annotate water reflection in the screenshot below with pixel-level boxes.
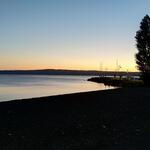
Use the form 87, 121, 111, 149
0, 75, 116, 101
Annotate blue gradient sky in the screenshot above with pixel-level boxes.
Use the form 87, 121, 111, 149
0, 0, 150, 71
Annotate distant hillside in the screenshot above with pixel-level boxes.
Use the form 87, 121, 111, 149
0, 69, 140, 76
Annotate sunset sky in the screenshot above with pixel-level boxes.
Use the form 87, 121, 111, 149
1, 0, 150, 71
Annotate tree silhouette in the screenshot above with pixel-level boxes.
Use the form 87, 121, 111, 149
135, 15, 150, 85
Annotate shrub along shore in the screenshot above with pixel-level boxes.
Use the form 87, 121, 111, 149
88, 77, 144, 87
0, 87, 150, 149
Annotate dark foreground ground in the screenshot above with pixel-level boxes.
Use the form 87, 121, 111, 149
0, 88, 150, 150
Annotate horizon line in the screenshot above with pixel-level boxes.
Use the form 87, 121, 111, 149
0, 68, 139, 73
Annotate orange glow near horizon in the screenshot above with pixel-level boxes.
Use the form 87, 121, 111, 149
0, 46, 138, 72
0, 60, 138, 72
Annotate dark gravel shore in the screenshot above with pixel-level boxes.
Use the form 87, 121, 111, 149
0, 87, 150, 150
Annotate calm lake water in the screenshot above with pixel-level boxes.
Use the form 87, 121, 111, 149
0, 75, 115, 101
